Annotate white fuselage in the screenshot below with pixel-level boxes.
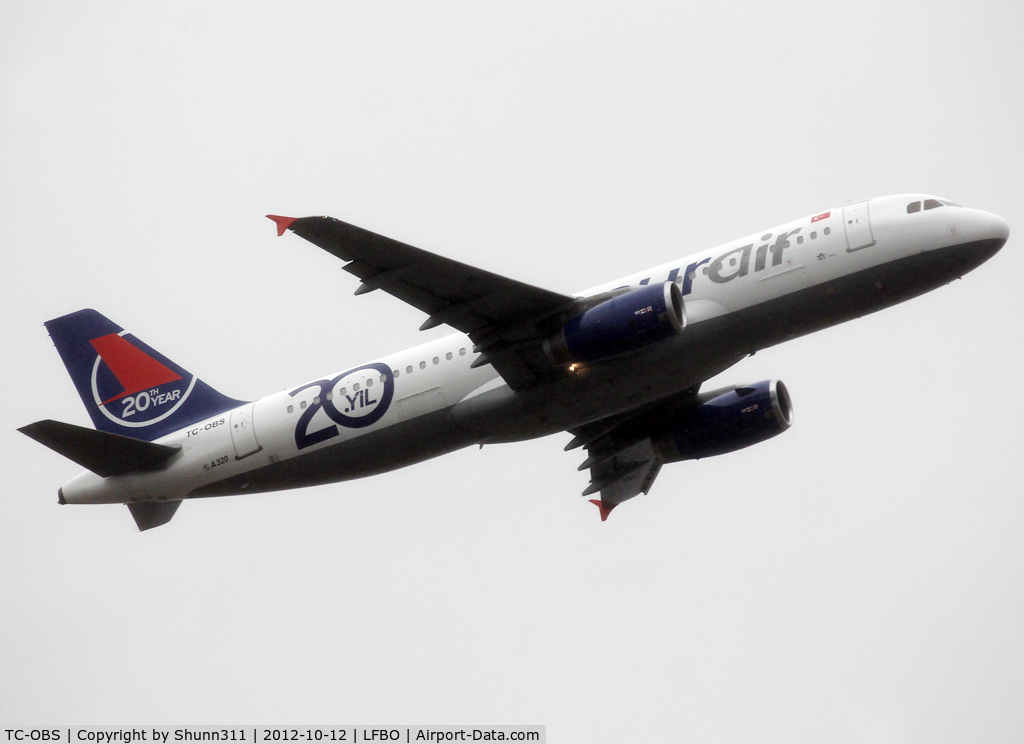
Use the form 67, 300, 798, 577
60, 195, 1010, 506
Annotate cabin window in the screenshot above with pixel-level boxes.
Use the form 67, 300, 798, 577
420, 361, 426, 369
393, 370, 400, 377
924, 199, 943, 210
287, 405, 294, 414
810, 231, 817, 239
339, 387, 347, 395
380, 375, 386, 382
325, 392, 333, 401
459, 348, 466, 356
407, 365, 413, 374
907, 201, 921, 213
446, 352, 453, 361
797, 236, 804, 244
823, 227, 831, 235
366, 378, 373, 387
433, 356, 439, 365
300, 400, 307, 409
312, 396, 320, 405
353, 383, 360, 391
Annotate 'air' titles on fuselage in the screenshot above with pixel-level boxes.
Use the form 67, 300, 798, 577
641, 228, 804, 295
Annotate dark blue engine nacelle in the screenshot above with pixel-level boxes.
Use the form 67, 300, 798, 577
545, 281, 685, 365
653, 379, 793, 462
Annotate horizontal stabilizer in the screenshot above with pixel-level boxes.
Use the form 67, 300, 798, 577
127, 500, 181, 531
18, 419, 181, 477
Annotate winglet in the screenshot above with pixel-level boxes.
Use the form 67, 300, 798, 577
267, 215, 298, 237
589, 499, 617, 521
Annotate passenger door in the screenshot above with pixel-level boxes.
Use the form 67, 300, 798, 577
230, 403, 262, 459
843, 201, 876, 251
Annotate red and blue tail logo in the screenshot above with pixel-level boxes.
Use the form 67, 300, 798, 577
46, 309, 245, 441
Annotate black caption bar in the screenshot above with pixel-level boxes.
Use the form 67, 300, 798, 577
2, 728, 545, 744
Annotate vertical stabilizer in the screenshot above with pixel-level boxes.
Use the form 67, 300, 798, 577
45, 309, 246, 442
127, 501, 182, 531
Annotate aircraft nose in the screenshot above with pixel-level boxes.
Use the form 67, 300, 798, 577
976, 210, 1010, 248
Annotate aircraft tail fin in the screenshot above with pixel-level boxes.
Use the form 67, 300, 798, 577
44, 309, 245, 441
127, 501, 182, 531
18, 419, 181, 477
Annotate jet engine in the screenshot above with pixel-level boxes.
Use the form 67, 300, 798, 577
544, 281, 685, 365
653, 379, 793, 462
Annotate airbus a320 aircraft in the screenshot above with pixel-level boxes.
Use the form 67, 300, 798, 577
19, 195, 1009, 530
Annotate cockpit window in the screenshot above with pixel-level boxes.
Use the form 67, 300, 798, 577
938, 199, 961, 207
907, 201, 921, 213
923, 199, 943, 210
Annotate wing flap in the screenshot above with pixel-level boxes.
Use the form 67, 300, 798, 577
583, 439, 662, 502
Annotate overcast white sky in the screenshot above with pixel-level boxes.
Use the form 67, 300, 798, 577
2, 1, 1023, 741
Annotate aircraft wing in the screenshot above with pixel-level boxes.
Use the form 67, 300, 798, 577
567, 385, 701, 520
581, 439, 662, 521
270, 215, 577, 389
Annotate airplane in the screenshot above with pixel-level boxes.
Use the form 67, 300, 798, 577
18, 195, 1010, 530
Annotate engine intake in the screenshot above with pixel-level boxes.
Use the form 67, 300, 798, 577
653, 379, 793, 462
545, 281, 685, 365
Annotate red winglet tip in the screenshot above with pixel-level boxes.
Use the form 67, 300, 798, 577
589, 499, 617, 521
267, 214, 298, 237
